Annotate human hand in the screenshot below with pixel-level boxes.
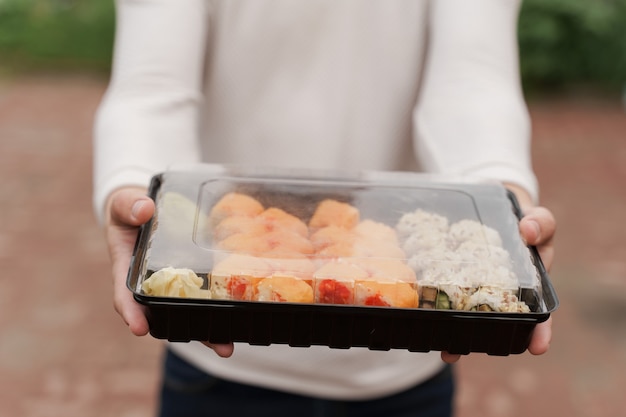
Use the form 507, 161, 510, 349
513, 199, 556, 357
440, 184, 556, 363
104, 187, 234, 358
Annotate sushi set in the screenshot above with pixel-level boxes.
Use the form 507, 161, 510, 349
127, 164, 558, 355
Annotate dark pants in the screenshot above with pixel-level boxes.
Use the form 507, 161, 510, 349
158, 348, 455, 417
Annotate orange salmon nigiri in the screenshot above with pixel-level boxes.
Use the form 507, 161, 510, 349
308, 199, 360, 231
258, 207, 309, 237
209, 192, 264, 225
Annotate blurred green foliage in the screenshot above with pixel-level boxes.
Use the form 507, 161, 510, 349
518, 0, 626, 93
0, 0, 115, 74
0, 0, 624, 93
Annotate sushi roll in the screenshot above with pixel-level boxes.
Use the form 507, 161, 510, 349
354, 281, 418, 308
210, 254, 271, 300
313, 260, 367, 305
255, 276, 314, 303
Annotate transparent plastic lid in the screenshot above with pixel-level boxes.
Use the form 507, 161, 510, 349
132, 164, 547, 314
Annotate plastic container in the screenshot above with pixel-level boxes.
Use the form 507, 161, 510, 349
127, 164, 558, 355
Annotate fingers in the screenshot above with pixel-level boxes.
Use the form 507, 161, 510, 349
201, 342, 235, 358
103, 189, 239, 351
440, 318, 552, 361
441, 352, 461, 364
436, 198, 554, 361
110, 245, 150, 336
520, 207, 555, 355
104, 187, 154, 336
528, 317, 552, 356
112, 268, 150, 336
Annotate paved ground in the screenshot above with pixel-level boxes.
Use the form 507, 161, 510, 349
0, 75, 625, 417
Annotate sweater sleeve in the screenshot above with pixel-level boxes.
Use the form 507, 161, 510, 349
92, 0, 210, 223
414, 0, 538, 201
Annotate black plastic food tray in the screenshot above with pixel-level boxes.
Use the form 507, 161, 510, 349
127, 166, 558, 356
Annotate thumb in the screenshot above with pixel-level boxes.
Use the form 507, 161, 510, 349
519, 206, 555, 246
107, 187, 154, 227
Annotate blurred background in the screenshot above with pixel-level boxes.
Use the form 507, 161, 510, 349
0, 0, 625, 416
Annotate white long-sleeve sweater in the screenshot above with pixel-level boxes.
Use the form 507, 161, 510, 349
93, 0, 537, 400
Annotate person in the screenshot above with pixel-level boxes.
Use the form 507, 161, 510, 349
93, 1, 556, 416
